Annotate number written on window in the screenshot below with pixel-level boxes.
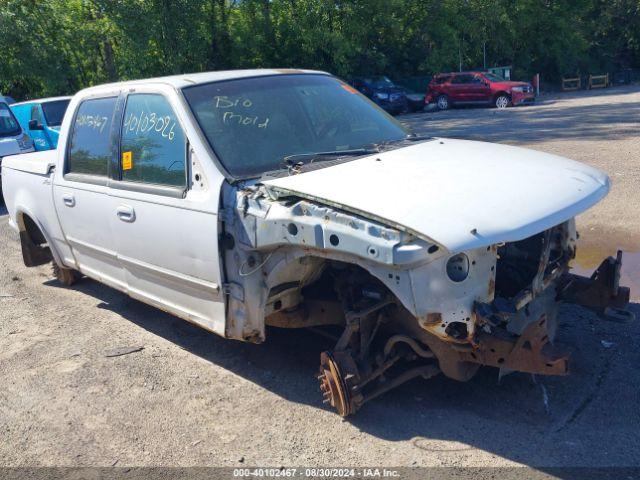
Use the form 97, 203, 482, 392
67, 97, 117, 177
121, 94, 186, 188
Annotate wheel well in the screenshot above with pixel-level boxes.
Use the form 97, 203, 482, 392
494, 91, 510, 100
18, 213, 52, 267
21, 213, 47, 246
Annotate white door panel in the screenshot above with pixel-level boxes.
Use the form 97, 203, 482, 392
109, 187, 225, 334
54, 182, 126, 291
53, 94, 126, 291
108, 89, 226, 335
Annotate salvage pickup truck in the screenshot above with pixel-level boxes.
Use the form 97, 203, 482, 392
2, 70, 631, 416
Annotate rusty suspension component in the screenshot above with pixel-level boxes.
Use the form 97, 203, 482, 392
317, 299, 440, 416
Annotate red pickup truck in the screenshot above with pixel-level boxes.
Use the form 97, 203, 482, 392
426, 71, 535, 110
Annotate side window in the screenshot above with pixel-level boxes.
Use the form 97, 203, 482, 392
67, 97, 117, 177
452, 74, 472, 84
120, 94, 186, 188
30, 105, 44, 124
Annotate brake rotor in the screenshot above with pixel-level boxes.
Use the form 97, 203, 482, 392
318, 351, 362, 416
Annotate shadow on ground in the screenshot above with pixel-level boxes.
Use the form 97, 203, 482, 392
45, 274, 640, 470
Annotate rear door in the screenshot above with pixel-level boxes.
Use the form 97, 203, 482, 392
449, 74, 474, 102
53, 93, 127, 290
107, 86, 226, 335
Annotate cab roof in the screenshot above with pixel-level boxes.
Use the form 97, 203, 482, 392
77, 68, 329, 96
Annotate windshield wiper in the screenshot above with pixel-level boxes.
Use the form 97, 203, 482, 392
369, 133, 432, 150
405, 132, 431, 141
257, 148, 378, 180
282, 148, 378, 166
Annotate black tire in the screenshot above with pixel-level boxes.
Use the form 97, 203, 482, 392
436, 94, 450, 111
494, 94, 510, 109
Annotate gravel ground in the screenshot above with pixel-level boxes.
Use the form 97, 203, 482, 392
1, 86, 639, 471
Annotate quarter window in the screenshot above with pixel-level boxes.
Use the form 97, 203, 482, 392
120, 94, 186, 188
67, 97, 117, 177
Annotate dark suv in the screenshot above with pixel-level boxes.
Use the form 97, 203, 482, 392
350, 76, 408, 115
426, 71, 535, 110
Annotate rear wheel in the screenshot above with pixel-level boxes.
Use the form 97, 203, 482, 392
436, 94, 450, 110
52, 262, 79, 286
494, 94, 510, 109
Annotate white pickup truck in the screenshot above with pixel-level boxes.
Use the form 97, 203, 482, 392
2, 69, 630, 415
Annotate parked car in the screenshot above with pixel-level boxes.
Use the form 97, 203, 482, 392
2, 69, 629, 416
350, 76, 409, 114
1, 95, 16, 105
426, 71, 535, 110
11, 96, 72, 151
404, 89, 426, 113
0, 100, 35, 198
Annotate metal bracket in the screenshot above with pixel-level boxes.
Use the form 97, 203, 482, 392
459, 314, 569, 375
559, 250, 630, 311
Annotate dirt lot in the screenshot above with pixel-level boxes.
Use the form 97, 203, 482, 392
1, 86, 639, 471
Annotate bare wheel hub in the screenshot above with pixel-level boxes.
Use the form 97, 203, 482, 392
318, 351, 362, 417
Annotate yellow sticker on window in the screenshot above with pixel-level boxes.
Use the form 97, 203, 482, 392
122, 151, 133, 170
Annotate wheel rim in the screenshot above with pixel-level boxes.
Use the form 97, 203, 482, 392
437, 96, 448, 109
496, 96, 508, 108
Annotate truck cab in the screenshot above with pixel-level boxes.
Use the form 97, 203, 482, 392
11, 97, 72, 151
0, 70, 630, 416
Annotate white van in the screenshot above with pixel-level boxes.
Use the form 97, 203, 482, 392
0, 100, 34, 199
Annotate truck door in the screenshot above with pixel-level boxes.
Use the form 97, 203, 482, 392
107, 88, 226, 335
53, 94, 127, 291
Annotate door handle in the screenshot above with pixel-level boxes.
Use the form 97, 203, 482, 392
62, 194, 75, 207
116, 205, 136, 223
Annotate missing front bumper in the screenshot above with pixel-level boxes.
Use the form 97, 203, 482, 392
459, 251, 631, 376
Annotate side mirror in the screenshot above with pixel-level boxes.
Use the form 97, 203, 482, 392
28, 119, 43, 130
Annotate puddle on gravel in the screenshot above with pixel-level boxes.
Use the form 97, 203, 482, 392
571, 232, 640, 302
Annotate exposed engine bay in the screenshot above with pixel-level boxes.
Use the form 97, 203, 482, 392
219, 183, 631, 416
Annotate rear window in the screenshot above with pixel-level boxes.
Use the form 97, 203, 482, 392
42, 99, 71, 127
67, 97, 117, 177
0, 102, 21, 137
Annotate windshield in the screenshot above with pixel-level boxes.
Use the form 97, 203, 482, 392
368, 76, 395, 88
0, 102, 21, 137
183, 74, 408, 178
42, 99, 71, 127
483, 73, 505, 82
